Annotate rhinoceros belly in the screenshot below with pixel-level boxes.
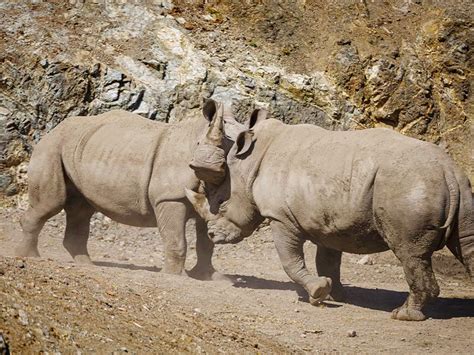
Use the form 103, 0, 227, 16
285, 152, 389, 254
62, 119, 163, 227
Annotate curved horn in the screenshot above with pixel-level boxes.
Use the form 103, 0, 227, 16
205, 102, 224, 147
189, 100, 227, 184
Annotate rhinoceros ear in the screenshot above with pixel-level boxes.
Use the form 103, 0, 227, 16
203, 99, 218, 122
185, 188, 213, 221
248, 108, 268, 129
235, 130, 255, 157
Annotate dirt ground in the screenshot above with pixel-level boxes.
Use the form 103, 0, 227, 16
1, 206, 473, 353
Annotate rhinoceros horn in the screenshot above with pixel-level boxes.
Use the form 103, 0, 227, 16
189, 99, 227, 185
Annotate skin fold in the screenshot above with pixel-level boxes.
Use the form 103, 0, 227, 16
187, 110, 474, 321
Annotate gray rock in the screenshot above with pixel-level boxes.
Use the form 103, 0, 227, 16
39, 58, 49, 68
0, 174, 12, 190
104, 68, 123, 86
357, 255, 374, 265
5, 183, 18, 196
18, 309, 29, 326
101, 86, 120, 103
176, 17, 186, 25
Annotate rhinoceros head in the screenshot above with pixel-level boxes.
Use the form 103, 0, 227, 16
189, 99, 245, 185
186, 107, 268, 243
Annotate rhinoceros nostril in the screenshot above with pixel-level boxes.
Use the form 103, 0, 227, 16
208, 231, 215, 239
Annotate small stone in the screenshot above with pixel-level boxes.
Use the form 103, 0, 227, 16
337, 38, 351, 46
184, 22, 194, 30
347, 330, 357, 337
176, 17, 186, 25
16, 260, 25, 269
32, 327, 44, 338
39, 59, 49, 68
294, 309, 299, 313
357, 255, 374, 265
243, 77, 256, 89
18, 310, 29, 326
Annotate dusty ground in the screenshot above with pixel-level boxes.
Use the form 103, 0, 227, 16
0, 207, 473, 353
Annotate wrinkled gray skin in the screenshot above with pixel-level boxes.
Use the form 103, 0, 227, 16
187, 110, 474, 321
16, 99, 243, 280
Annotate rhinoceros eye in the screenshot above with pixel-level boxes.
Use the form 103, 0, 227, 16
218, 200, 229, 213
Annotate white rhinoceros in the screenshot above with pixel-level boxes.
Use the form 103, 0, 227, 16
16, 99, 243, 280
186, 109, 474, 320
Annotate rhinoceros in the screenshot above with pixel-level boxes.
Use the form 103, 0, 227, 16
16, 99, 244, 280
186, 109, 474, 320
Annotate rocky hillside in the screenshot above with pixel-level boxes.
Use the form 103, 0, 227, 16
1, 0, 473, 203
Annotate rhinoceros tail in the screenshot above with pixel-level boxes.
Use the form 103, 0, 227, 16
440, 170, 459, 232
446, 169, 474, 279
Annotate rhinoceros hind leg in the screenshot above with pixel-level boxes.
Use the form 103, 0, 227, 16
17, 151, 67, 258
156, 201, 187, 275
63, 197, 94, 264
390, 253, 439, 321
316, 246, 345, 301
17, 206, 62, 258
373, 201, 441, 320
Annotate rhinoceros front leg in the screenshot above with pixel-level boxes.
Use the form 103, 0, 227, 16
188, 218, 227, 281
316, 246, 345, 302
271, 221, 332, 304
155, 201, 187, 275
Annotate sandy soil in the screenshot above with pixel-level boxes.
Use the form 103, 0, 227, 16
1, 207, 473, 353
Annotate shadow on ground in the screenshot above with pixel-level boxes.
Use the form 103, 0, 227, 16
92, 262, 474, 320
94, 260, 161, 272
230, 274, 474, 319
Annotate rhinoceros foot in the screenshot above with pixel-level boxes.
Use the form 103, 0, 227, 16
327, 283, 346, 302
74, 254, 93, 265
391, 305, 426, 321
188, 266, 232, 282
307, 277, 332, 304
15, 245, 40, 258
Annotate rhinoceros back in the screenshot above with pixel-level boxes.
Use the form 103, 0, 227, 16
58, 111, 166, 225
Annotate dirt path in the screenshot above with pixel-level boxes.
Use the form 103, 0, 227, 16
1, 208, 473, 353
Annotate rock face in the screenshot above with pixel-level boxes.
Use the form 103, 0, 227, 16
327, 18, 472, 172
0, 0, 472, 202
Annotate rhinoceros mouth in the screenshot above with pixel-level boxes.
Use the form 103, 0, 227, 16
208, 229, 241, 244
